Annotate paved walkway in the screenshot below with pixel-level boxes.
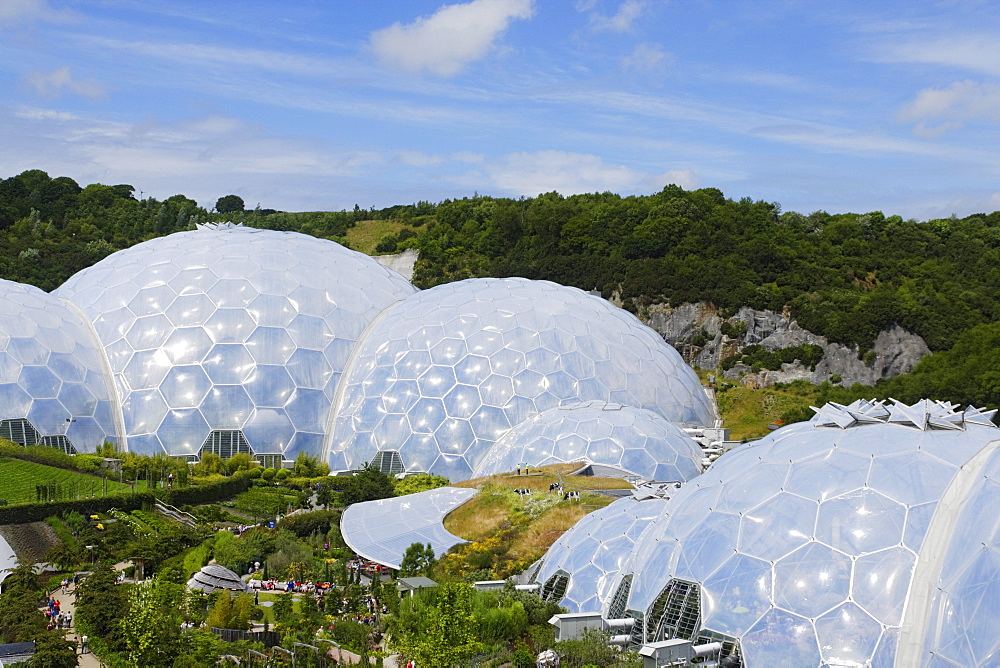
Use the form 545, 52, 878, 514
45, 583, 102, 667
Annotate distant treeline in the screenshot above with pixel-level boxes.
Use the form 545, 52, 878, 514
3, 170, 1000, 409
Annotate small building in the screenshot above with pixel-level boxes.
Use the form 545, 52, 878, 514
396, 576, 438, 598
187, 564, 248, 593
0, 642, 35, 666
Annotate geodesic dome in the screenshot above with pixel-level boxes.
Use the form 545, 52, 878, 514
472, 401, 704, 482
594, 400, 1000, 667
326, 277, 714, 481
53, 224, 416, 458
910, 434, 1000, 667
0, 278, 118, 452
534, 496, 667, 613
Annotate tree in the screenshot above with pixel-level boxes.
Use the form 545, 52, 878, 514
398, 542, 436, 577
554, 628, 641, 668
394, 473, 449, 497
0, 562, 47, 643
27, 632, 78, 668
120, 577, 185, 666
338, 466, 395, 506
292, 451, 329, 478
205, 591, 254, 630
391, 582, 484, 668
0, 561, 78, 667
215, 195, 245, 213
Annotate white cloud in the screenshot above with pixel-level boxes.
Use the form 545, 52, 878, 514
897, 80, 1000, 136
484, 150, 696, 196
0, 0, 74, 27
370, 0, 535, 76
622, 43, 672, 71
880, 34, 1000, 76
23, 66, 106, 99
588, 0, 649, 32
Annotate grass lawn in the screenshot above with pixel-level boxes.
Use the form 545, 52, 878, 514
444, 464, 620, 565
0, 457, 137, 505
255, 591, 305, 624
344, 219, 410, 255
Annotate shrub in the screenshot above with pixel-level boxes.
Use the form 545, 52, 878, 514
0, 492, 155, 524
157, 475, 251, 506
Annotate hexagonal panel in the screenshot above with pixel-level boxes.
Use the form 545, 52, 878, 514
203, 344, 256, 385
125, 314, 172, 350
245, 327, 296, 365
816, 489, 907, 555
205, 308, 255, 344
162, 327, 213, 365
18, 365, 60, 398
739, 492, 818, 562
160, 365, 212, 408
815, 603, 883, 667
774, 541, 853, 619
200, 385, 254, 429
164, 293, 215, 327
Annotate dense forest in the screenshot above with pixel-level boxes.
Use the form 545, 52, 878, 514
2, 169, 999, 409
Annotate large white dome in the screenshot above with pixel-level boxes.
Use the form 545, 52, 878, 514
54, 224, 416, 458
578, 400, 1000, 667
0, 278, 118, 452
472, 401, 704, 482
533, 496, 668, 614
326, 277, 715, 481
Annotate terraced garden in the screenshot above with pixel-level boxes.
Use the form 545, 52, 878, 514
0, 456, 137, 506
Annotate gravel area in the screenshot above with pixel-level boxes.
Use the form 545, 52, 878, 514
0, 521, 59, 563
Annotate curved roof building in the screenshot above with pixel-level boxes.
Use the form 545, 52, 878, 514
535, 399, 1000, 667
326, 277, 714, 481
533, 495, 668, 614
187, 563, 248, 593
53, 224, 416, 459
472, 401, 704, 482
0, 225, 712, 483
0, 278, 118, 452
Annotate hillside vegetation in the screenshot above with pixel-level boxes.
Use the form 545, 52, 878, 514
0, 456, 134, 505
2, 169, 999, 411
441, 464, 626, 580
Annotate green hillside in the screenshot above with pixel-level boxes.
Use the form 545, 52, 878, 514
0, 456, 136, 506
2, 169, 999, 412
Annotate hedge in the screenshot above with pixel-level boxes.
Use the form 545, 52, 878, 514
0, 491, 157, 524
0, 473, 253, 523
155, 474, 252, 506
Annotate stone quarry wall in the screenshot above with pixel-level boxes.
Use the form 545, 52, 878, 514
643, 302, 930, 388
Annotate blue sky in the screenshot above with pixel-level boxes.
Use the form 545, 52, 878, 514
1, 0, 999, 220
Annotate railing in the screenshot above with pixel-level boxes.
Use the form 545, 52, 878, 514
210, 628, 280, 647
153, 501, 198, 527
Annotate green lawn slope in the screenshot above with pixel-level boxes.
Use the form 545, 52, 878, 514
0, 456, 135, 505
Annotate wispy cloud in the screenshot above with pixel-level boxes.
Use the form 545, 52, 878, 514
23, 66, 106, 99
897, 80, 1000, 136
622, 43, 673, 72
586, 0, 649, 33
370, 0, 535, 76
480, 150, 696, 196
0, 0, 75, 27
879, 34, 1000, 76
535, 88, 972, 160
75, 35, 344, 78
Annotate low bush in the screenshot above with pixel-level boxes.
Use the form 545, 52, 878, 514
0, 492, 156, 524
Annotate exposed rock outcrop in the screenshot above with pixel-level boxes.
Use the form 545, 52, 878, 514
373, 248, 419, 282
643, 302, 930, 388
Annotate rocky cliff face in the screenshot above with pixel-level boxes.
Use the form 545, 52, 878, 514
643, 302, 930, 387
